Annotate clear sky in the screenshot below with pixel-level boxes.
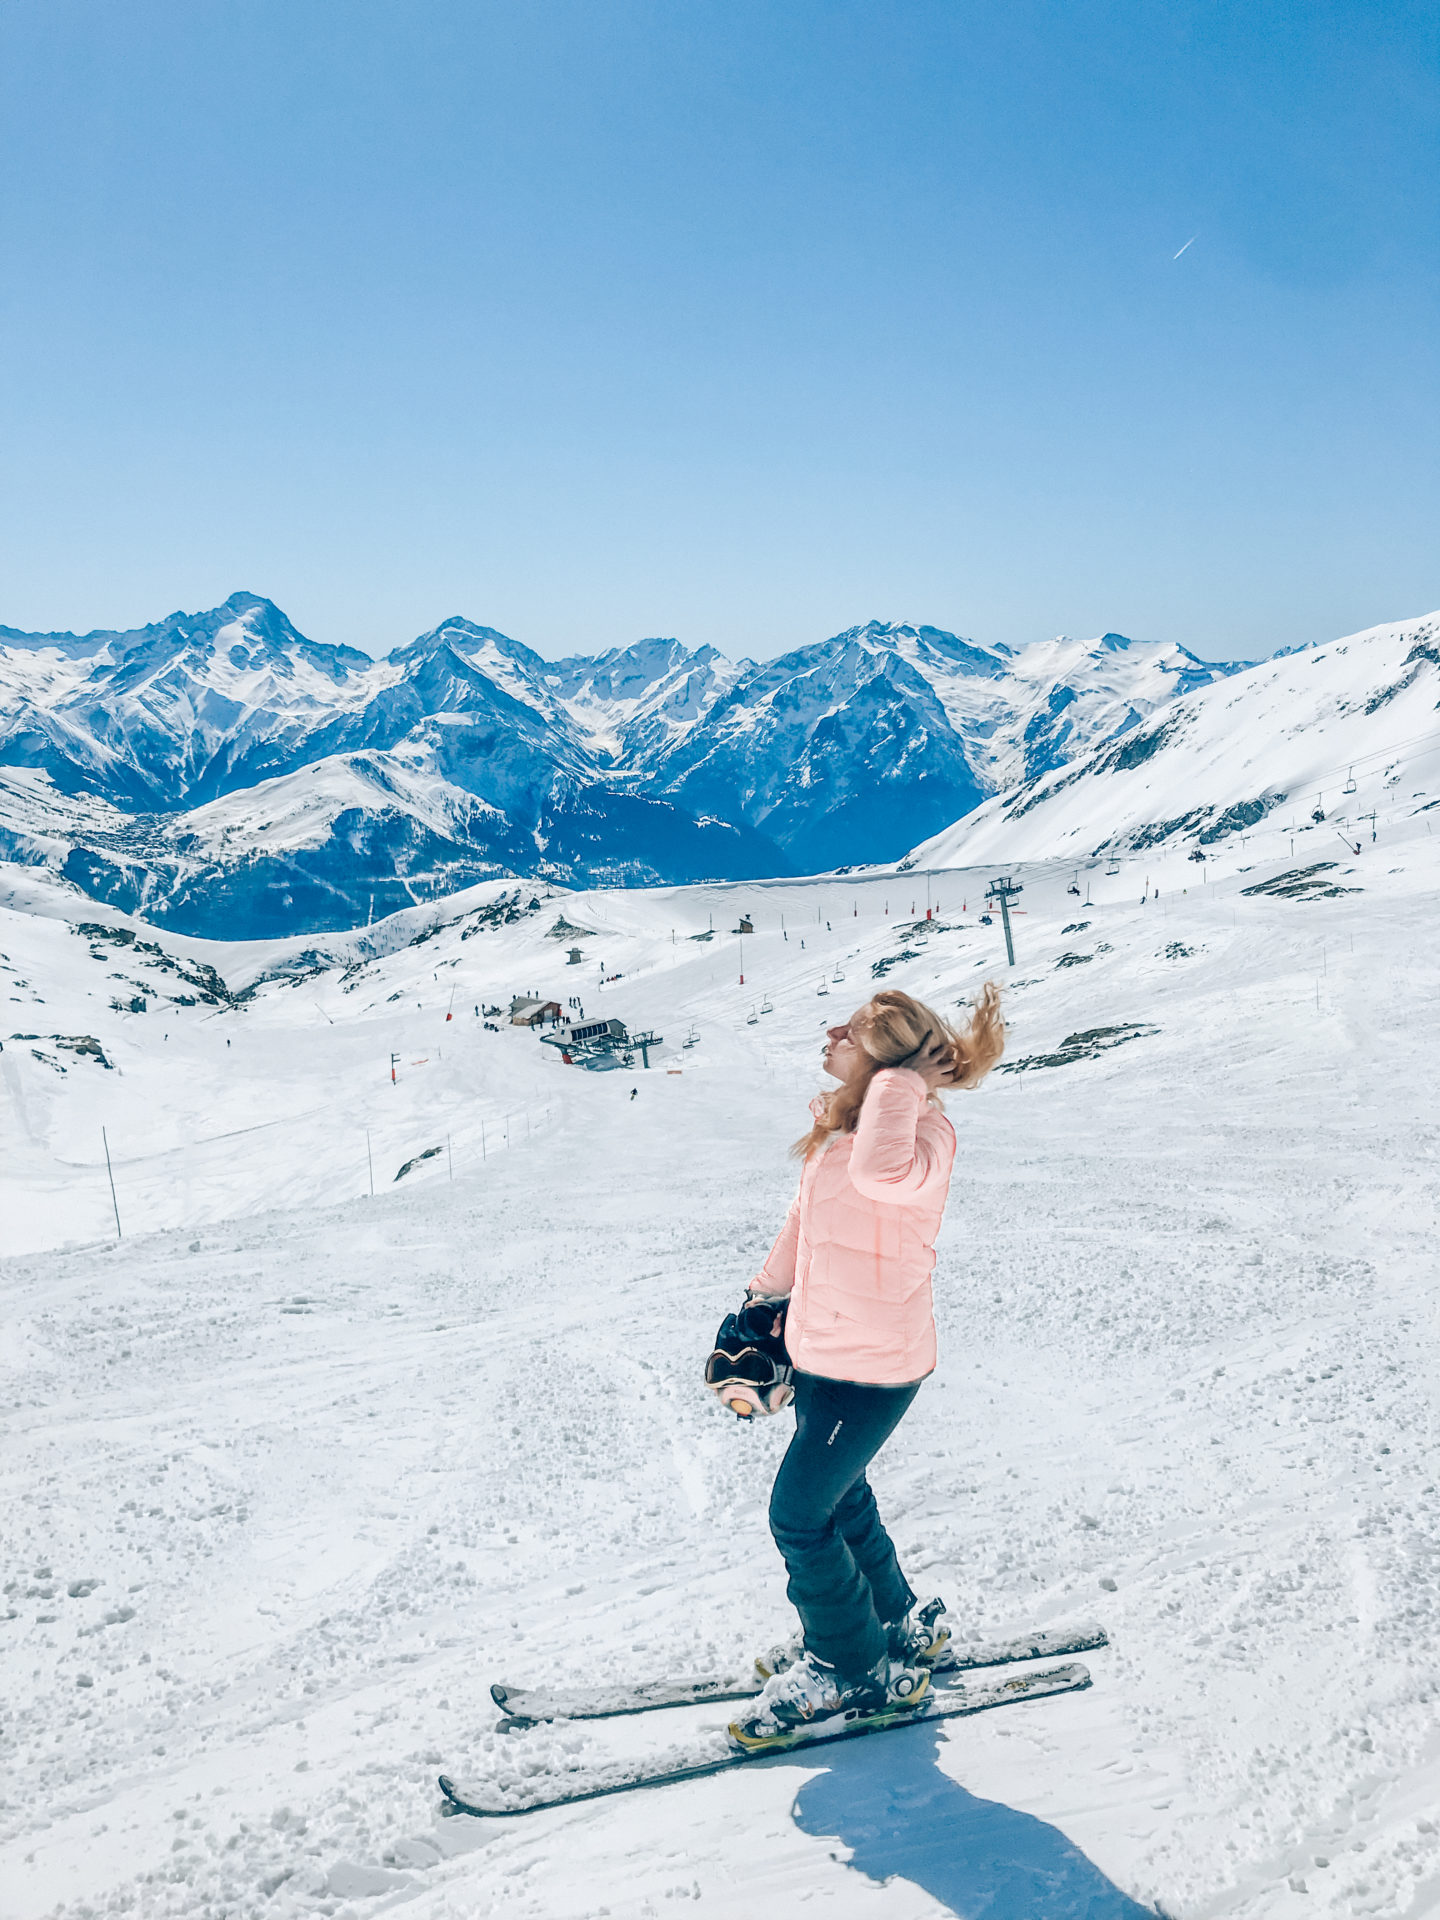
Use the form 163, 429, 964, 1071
1, 1, 1436, 663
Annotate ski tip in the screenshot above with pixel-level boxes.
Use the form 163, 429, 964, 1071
489, 1683, 510, 1709
439, 1775, 501, 1819
1065, 1621, 1109, 1647
1035, 1624, 1108, 1656
1017, 1660, 1092, 1692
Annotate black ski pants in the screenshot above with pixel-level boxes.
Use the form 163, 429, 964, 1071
767, 1369, 921, 1682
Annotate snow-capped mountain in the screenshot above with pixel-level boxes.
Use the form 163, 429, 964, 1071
899, 612, 1440, 871
0, 749, 778, 940
642, 621, 1238, 871
0, 594, 377, 809
0, 593, 1251, 933
540, 635, 747, 767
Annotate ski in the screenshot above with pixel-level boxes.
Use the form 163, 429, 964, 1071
489, 1621, 1107, 1727
490, 1672, 756, 1725
441, 1660, 1091, 1817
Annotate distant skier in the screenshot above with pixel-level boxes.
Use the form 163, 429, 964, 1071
630, 1086, 638, 1101
719, 985, 1005, 1752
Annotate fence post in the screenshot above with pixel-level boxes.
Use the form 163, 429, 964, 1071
102, 1127, 122, 1239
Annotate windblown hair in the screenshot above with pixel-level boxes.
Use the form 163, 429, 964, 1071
792, 984, 1005, 1160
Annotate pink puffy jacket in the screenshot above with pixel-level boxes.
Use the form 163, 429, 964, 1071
749, 1067, 957, 1386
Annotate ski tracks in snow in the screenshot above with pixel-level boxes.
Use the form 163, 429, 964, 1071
3, 833, 1440, 1916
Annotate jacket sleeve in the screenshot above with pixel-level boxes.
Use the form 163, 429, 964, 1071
748, 1190, 801, 1298
849, 1068, 956, 1203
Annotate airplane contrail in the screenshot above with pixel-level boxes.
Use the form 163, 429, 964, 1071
1172, 235, 1197, 259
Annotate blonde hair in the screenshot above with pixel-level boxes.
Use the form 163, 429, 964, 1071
793, 984, 1005, 1160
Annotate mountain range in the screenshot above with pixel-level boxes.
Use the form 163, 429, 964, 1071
0, 591, 1249, 936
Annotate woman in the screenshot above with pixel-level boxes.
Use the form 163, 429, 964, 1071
727, 984, 1005, 1752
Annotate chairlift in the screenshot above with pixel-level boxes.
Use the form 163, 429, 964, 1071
759, 995, 773, 1015
682, 1025, 700, 1048
816, 978, 830, 997
1311, 804, 1325, 824
746, 1006, 758, 1025
979, 912, 993, 926
1105, 858, 1120, 876
1067, 868, 1081, 896
1343, 768, 1357, 795
831, 966, 845, 983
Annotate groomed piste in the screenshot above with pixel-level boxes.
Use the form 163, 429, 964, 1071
2, 786, 1438, 1917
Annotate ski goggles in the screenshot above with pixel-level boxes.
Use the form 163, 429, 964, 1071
704, 1347, 795, 1419
704, 1335, 794, 1419
705, 1298, 793, 1418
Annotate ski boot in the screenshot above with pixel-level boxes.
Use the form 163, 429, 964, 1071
755, 1597, 949, 1681
728, 1651, 930, 1753
886, 1596, 951, 1669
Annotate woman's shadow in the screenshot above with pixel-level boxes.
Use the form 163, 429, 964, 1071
790, 1720, 1158, 1919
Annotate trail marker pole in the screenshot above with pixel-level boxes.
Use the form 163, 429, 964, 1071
366, 1130, 375, 1197
390, 1052, 399, 1084
447, 1134, 453, 1181
101, 1127, 122, 1239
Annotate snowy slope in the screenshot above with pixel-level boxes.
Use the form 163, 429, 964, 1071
969, 628, 1243, 791
3, 782, 1440, 1918
900, 612, 1440, 871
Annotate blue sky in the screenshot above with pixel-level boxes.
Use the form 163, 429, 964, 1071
1, 0, 1435, 662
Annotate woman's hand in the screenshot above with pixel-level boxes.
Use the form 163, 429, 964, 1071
909, 1033, 959, 1090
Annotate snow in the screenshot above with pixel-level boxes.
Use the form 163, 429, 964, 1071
3, 790, 1440, 1918
546, 640, 749, 766
854, 621, 1239, 793
157, 748, 508, 858
904, 612, 1440, 871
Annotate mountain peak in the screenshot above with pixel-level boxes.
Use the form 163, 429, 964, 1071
219, 589, 284, 617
